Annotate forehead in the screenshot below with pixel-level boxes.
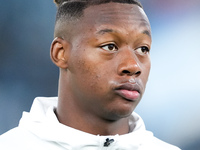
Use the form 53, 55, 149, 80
80, 2, 151, 33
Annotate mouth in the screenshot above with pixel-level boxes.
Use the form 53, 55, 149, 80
114, 83, 141, 101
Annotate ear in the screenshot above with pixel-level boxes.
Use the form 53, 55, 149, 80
50, 37, 70, 69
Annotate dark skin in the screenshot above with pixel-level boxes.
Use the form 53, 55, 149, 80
51, 3, 152, 136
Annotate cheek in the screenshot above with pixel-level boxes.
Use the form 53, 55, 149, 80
140, 60, 151, 84
144, 62, 151, 76
71, 55, 105, 93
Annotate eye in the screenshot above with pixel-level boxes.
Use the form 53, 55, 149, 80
100, 44, 118, 51
135, 46, 150, 55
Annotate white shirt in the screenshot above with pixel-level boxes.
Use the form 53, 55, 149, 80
0, 97, 181, 150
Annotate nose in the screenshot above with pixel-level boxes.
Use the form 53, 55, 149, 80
117, 51, 142, 77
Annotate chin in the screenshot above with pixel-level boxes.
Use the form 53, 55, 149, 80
105, 106, 135, 121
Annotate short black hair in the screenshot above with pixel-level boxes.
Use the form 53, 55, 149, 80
54, 0, 142, 21
53, 0, 143, 38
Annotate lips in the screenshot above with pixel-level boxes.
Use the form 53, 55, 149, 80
114, 83, 141, 101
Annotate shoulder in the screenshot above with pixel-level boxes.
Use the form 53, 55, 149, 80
148, 136, 181, 150
0, 127, 38, 149
0, 127, 63, 150
128, 113, 181, 150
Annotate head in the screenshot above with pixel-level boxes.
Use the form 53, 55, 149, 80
53, 0, 143, 39
51, 0, 151, 122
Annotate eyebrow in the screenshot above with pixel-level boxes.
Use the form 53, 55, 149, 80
97, 29, 115, 35
142, 30, 151, 37
96, 28, 151, 38
139, 20, 152, 37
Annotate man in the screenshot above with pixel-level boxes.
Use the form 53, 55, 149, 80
0, 0, 181, 149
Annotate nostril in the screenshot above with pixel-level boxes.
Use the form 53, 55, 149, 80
122, 70, 130, 74
121, 70, 141, 76
135, 71, 141, 76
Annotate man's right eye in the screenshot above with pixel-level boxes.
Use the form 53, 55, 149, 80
100, 44, 118, 51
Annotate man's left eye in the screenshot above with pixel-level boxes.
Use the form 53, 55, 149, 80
135, 46, 150, 55
100, 44, 118, 51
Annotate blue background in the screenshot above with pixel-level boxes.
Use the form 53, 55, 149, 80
0, 1, 200, 149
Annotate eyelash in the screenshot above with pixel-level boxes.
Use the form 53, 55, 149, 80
100, 43, 118, 51
100, 43, 150, 54
135, 46, 150, 55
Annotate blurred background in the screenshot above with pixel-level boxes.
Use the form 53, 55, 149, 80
0, 0, 200, 149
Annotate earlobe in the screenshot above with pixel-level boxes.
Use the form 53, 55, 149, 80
50, 37, 69, 69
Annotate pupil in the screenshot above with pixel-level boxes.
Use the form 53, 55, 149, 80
142, 47, 145, 52
108, 45, 114, 50
142, 47, 147, 53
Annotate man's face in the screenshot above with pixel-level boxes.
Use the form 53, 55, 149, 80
66, 2, 151, 121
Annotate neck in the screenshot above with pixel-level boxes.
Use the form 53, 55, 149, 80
56, 97, 130, 135
56, 71, 130, 135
